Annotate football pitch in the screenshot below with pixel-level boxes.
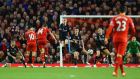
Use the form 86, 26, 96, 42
0, 67, 140, 79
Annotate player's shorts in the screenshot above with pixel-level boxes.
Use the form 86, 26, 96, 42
127, 49, 140, 54
26, 42, 37, 52
59, 34, 67, 41
70, 45, 82, 54
7, 56, 15, 63
113, 42, 127, 56
38, 40, 47, 49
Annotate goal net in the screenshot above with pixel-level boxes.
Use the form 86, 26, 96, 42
59, 15, 140, 67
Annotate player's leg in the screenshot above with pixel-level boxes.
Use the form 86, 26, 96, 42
25, 44, 31, 67
31, 44, 37, 68
82, 48, 90, 64
112, 42, 119, 77
126, 52, 132, 63
31, 51, 36, 67
25, 45, 30, 67
40, 48, 46, 67
65, 39, 69, 53
73, 51, 79, 65
4, 56, 14, 67
94, 50, 100, 67
103, 48, 112, 66
25, 51, 30, 67
136, 52, 140, 63
38, 41, 46, 67
118, 42, 127, 76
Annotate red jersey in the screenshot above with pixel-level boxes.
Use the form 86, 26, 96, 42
106, 15, 136, 43
25, 30, 36, 44
37, 27, 50, 40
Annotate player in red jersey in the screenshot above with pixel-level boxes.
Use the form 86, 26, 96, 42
25, 27, 37, 68
37, 25, 57, 68
105, 6, 136, 77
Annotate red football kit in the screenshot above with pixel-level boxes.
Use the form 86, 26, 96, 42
106, 15, 135, 55
37, 27, 50, 49
25, 30, 37, 52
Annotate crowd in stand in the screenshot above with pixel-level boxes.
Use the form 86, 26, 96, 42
0, 0, 140, 64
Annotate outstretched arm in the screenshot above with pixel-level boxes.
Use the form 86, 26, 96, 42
49, 31, 57, 42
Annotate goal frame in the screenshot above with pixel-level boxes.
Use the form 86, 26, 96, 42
59, 15, 140, 67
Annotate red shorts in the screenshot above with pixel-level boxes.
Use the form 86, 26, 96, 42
113, 42, 127, 56
38, 40, 47, 49
26, 42, 37, 52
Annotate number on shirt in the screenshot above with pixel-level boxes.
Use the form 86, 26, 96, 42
116, 20, 126, 31
29, 34, 35, 40
38, 28, 43, 34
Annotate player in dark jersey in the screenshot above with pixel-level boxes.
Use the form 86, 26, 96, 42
4, 41, 22, 67
59, 19, 70, 41
70, 27, 88, 65
94, 28, 112, 67
59, 19, 71, 55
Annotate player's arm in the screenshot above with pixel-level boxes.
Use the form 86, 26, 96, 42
137, 41, 140, 47
49, 31, 57, 42
59, 24, 63, 31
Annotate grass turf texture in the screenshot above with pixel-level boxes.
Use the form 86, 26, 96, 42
0, 67, 140, 79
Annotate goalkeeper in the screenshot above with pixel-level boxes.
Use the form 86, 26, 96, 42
126, 36, 140, 63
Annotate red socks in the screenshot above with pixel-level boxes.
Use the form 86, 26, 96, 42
115, 56, 124, 73
120, 64, 124, 73
32, 56, 35, 64
115, 63, 119, 74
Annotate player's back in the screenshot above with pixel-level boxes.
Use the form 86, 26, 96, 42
112, 15, 134, 43
37, 27, 49, 40
25, 30, 36, 43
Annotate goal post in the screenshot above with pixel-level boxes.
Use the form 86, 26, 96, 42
59, 15, 140, 67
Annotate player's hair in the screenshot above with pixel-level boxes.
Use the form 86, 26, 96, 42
119, 6, 127, 13
28, 26, 34, 29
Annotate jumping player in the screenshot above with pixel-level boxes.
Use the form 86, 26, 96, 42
25, 27, 37, 68
105, 6, 136, 77
37, 25, 57, 68
59, 19, 70, 53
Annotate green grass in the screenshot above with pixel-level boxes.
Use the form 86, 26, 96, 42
0, 67, 140, 79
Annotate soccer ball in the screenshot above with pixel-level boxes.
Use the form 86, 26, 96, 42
87, 49, 93, 55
